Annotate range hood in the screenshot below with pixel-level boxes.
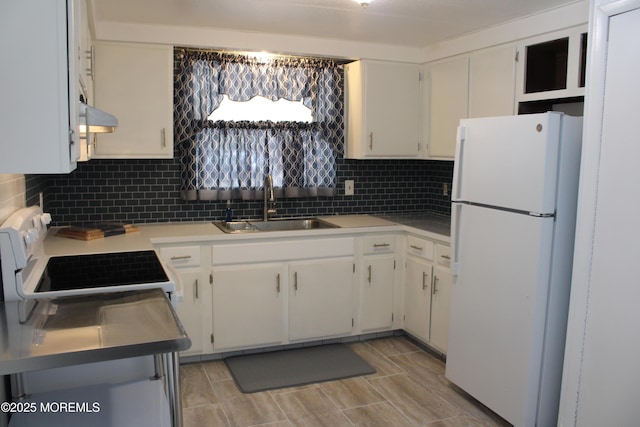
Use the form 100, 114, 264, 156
79, 103, 118, 134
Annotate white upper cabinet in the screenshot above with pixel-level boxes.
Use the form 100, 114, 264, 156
92, 42, 174, 159
515, 25, 588, 104
345, 60, 421, 159
423, 44, 518, 160
0, 0, 81, 173
423, 56, 469, 160
469, 45, 518, 118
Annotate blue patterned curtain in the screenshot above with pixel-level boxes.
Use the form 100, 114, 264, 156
175, 50, 344, 200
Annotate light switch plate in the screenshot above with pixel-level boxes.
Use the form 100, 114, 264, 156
345, 180, 354, 196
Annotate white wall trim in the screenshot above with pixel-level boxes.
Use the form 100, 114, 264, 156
557, 0, 640, 426
93, 21, 424, 63
421, 1, 589, 62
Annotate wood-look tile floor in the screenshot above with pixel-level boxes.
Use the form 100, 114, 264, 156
180, 337, 511, 427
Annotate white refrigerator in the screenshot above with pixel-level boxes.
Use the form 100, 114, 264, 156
446, 112, 582, 426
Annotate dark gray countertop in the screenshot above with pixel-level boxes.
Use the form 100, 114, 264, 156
0, 289, 191, 375
374, 211, 452, 237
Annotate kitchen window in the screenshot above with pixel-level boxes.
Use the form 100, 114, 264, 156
174, 49, 344, 201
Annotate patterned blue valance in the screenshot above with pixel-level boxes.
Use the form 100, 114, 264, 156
174, 50, 344, 201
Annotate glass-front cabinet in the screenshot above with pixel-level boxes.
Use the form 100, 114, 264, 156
516, 25, 588, 103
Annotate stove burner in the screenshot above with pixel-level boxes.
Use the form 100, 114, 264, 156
35, 250, 169, 293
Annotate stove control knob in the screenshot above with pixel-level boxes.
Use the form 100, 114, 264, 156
40, 213, 52, 227
24, 228, 39, 247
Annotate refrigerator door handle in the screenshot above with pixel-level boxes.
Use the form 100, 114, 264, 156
451, 126, 466, 201
451, 202, 462, 277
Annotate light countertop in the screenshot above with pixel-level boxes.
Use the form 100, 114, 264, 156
44, 213, 450, 256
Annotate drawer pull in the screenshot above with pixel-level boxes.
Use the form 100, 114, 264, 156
195, 279, 199, 299
170, 255, 192, 261
368, 265, 372, 284
441, 255, 451, 260
422, 272, 429, 290
294, 272, 298, 292
373, 243, 391, 248
410, 245, 423, 251
432, 276, 439, 295
276, 273, 280, 293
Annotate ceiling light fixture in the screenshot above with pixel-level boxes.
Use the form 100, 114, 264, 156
354, 0, 372, 8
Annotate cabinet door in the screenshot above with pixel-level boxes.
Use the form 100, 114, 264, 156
175, 270, 209, 356
430, 265, 452, 353
426, 56, 469, 159
289, 258, 354, 341
212, 264, 284, 350
0, 0, 79, 173
361, 255, 395, 332
404, 256, 433, 343
469, 46, 517, 118
93, 42, 173, 158
346, 61, 420, 158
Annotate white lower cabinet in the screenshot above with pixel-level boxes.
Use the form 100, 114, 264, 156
428, 243, 452, 353
361, 256, 396, 332
289, 258, 355, 341
403, 236, 452, 354
211, 237, 356, 351
360, 235, 397, 332
212, 263, 285, 351
404, 256, 433, 343
158, 245, 213, 357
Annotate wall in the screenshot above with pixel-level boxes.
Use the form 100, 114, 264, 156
0, 174, 26, 223
38, 158, 453, 226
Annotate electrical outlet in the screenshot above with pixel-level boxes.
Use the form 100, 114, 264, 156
345, 180, 355, 196
443, 183, 449, 196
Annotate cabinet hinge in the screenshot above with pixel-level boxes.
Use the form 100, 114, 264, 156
210, 334, 214, 343
515, 50, 520, 62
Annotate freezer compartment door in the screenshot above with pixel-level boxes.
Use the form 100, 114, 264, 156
452, 112, 562, 214
446, 203, 555, 426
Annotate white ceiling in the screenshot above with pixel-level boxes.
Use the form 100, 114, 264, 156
92, 0, 582, 48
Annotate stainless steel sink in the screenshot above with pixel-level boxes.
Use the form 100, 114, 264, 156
213, 218, 339, 233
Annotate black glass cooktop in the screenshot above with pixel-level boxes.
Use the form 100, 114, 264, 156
35, 250, 170, 293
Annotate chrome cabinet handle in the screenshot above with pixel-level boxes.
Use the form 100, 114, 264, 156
441, 254, 451, 260
276, 273, 280, 293
422, 272, 428, 290
161, 128, 167, 148
368, 132, 373, 150
410, 245, 423, 251
195, 279, 199, 299
373, 243, 390, 248
170, 255, 191, 261
432, 276, 439, 295
294, 272, 298, 292
368, 265, 372, 284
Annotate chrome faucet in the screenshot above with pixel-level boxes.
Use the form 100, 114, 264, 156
263, 174, 277, 221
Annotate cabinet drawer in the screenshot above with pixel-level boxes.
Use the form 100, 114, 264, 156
363, 235, 396, 254
435, 244, 451, 268
406, 236, 434, 260
212, 237, 354, 265
159, 246, 201, 268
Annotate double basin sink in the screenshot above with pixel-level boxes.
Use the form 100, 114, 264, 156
213, 217, 339, 234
